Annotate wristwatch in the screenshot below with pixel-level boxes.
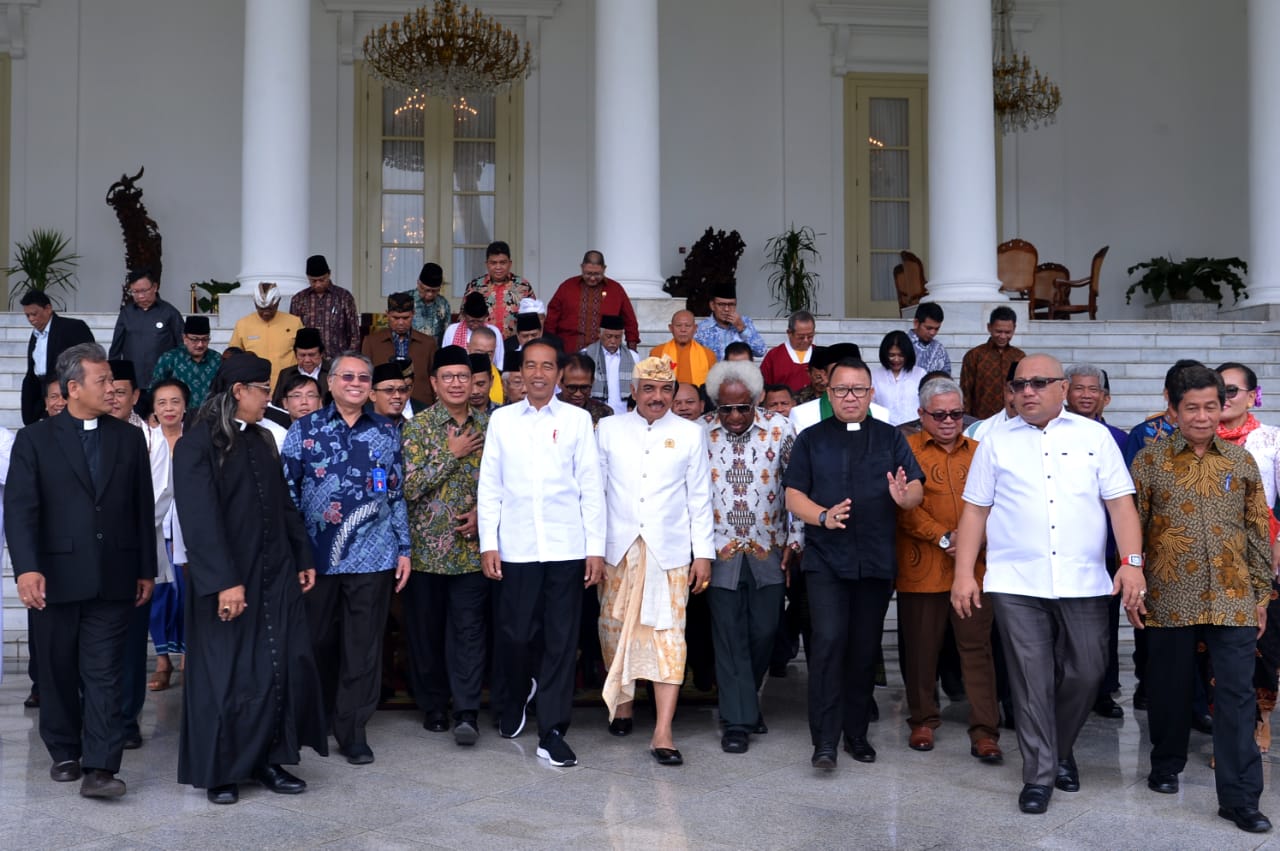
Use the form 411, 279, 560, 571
1124, 554, 1144, 568
817, 510, 828, 528
939, 532, 952, 550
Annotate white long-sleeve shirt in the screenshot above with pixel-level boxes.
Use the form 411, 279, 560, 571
477, 396, 605, 562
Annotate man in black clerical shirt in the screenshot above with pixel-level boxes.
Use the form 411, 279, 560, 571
6, 342, 157, 799
784, 356, 924, 771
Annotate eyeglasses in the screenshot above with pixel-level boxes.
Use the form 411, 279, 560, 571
829, 385, 871, 399
1224, 385, 1243, 399
128, 286, 155, 297
1008, 377, 1064, 393
435, 373, 471, 384
717, 404, 754, 416
374, 384, 411, 395
562, 383, 593, 395
335, 372, 372, 384
246, 382, 272, 393
185, 335, 211, 344
286, 392, 321, 401
924, 409, 965, 422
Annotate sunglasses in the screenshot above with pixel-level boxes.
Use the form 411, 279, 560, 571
335, 372, 372, 385
717, 404, 754, 416
1008, 377, 1064, 393
924, 409, 965, 422
562, 383, 593, 395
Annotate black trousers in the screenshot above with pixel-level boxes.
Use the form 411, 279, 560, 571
804, 572, 893, 746
120, 599, 153, 738
26, 608, 39, 693
306, 571, 396, 750
1146, 624, 1262, 808
31, 598, 134, 771
403, 571, 488, 719
497, 560, 583, 739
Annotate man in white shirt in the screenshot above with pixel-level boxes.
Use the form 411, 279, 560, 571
582, 315, 639, 416
477, 339, 605, 768
951, 354, 1147, 816
595, 354, 714, 766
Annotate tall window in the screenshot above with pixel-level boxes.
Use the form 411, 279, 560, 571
844, 74, 927, 318
355, 64, 522, 308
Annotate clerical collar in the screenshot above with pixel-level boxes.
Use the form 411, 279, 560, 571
235, 418, 248, 432
846, 421, 861, 431
78, 416, 99, 431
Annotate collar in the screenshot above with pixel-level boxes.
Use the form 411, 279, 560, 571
1011, 408, 1071, 431
517, 395, 563, 416
33, 325, 50, 339
784, 342, 810, 363
920, 431, 971, 452
709, 409, 766, 436
427, 400, 475, 427
324, 401, 376, 427
1170, 430, 1226, 457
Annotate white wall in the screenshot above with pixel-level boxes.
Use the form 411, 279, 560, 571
9, 0, 1252, 321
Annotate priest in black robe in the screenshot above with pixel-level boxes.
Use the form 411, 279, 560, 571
173, 352, 328, 805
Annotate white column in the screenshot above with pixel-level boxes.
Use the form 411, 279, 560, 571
594, 0, 667, 298
925, 0, 1002, 302
1248, 0, 1280, 305
238, 0, 310, 299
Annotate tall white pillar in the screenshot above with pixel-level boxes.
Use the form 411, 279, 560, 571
1248, 0, 1280, 305
925, 0, 1002, 302
594, 0, 667, 298
238, 0, 310, 298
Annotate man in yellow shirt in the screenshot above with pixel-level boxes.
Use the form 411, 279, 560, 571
650, 309, 716, 386
228, 283, 303, 389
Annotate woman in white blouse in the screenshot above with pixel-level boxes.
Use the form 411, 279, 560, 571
1215, 361, 1280, 754
146, 377, 188, 690
869, 330, 928, 426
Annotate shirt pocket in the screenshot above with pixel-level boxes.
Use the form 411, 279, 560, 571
1054, 449, 1099, 498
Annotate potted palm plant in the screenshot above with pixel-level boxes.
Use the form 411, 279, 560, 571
1125, 255, 1247, 320
6, 228, 79, 308
762, 224, 822, 315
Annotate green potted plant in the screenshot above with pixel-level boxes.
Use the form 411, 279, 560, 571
6, 228, 80, 308
762, 224, 822, 315
1124, 255, 1248, 307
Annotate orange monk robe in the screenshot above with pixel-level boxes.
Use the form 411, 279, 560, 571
649, 339, 716, 386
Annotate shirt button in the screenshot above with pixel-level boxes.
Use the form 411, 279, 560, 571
96, 532, 103, 540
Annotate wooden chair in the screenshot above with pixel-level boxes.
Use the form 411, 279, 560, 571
1050, 245, 1109, 320
997, 239, 1039, 308
894, 250, 929, 311
1033, 262, 1069, 320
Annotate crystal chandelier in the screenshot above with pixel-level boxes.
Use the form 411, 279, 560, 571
363, 0, 532, 99
992, 0, 1061, 134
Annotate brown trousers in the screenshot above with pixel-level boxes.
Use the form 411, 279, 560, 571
898, 591, 999, 742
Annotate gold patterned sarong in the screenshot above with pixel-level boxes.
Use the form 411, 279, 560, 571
598, 538, 690, 720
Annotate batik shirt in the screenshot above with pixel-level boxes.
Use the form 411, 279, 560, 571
959, 339, 1026, 419
288, 284, 361, 354
694, 316, 767, 360
908, 329, 952, 376
705, 409, 803, 559
412, 292, 452, 342
150, 346, 221, 408
401, 403, 488, 575
1131, 432, 1273, 627
464, 274, 536, 339
1123, 412, 1175, 466
281, 404, 410, 575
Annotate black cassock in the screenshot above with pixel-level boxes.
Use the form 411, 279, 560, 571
173, 420, 329, 789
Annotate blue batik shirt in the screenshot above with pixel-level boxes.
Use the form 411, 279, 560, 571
694, 316, 767, 360
282, 403, 411, 575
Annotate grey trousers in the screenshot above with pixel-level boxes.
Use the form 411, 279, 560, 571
989, 593, 1109, 786
708, 575, 784, 732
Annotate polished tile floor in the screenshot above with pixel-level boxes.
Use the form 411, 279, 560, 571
1, 651, 1279, 850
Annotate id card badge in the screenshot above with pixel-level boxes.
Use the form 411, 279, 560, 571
372, 467, 387, 494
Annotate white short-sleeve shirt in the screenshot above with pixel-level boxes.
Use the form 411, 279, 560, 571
963, 409, 1135, 598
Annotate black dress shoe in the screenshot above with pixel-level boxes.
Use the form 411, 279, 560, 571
50, 760, 81, 782
123, 733, 143, 750
344, 744, 375, 765
753, 715, 768, 735
254, 764, 307, 794
423, 711, 449, 733
207, 783, 239, 804
650, 747, 683, 766
608, 717, 633, 737
454, 719, 479, 746
1191, 713, 1214, 734
1092, 696, 1124, 719
23, 690, 39, 709
1055, 756, 1079, 792
721, 731, 748, 754
811, 744, 837, 771
1018, 783, 1052, 814
80, 769, 126, 798
1146, 772, 1178, 794
1219, 806, 1273, 833
844, 737, 876, 763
